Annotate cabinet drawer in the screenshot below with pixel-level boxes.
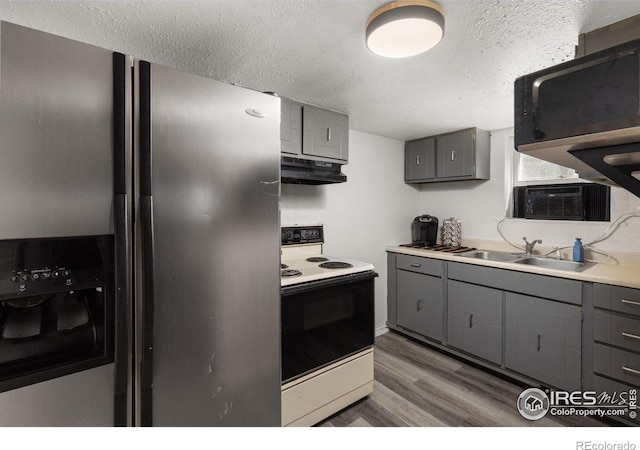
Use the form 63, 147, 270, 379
396, 254, 443, 277
594, 310, 640, 353
594, 343, 640, 386
448, 262, 582, 305
592, 375, 639, 426
594, 284, 640, 317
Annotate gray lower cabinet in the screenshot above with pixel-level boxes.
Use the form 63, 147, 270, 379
589, 283, 640, 426
505, 292, 582, 391
396, 269, 444, 342
447, 280, 503, 365
388, 253, 602, 398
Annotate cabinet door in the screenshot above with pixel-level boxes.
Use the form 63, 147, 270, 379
302, 105, 348, 161
396, 270, 444, 342
280, 98, 302, 156
505, 293, 582, 391
447, 281, 503, 365
436, 129, 474, 179
405, 138, 436, 181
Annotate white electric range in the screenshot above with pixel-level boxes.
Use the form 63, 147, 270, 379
279, 224, 376, 427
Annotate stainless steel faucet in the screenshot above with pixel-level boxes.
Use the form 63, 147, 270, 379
523, 237, 542, 255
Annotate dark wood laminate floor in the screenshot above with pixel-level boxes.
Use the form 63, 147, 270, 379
318, 330, 611, 427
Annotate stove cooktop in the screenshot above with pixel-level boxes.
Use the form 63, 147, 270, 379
280, 254, 374, 287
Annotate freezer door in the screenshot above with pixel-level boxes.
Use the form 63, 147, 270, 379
0, 22, 114, 239
135, 61, 281, 426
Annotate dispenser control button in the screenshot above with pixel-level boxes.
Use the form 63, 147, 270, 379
31, 273, 40, 280
9, 275, 18, 283
62, 269, 71, 277
20, 274, 29, 281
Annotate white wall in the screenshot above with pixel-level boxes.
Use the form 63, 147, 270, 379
281, 130, 418, 331
418, 128, 640, 255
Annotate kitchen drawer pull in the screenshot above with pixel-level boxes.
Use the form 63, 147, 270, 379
622, 366, 640, 376
621, 299, 640, 307
622, 332, 640, 341
416, 154, 421, 165
417, 299, 422, 312
537, 334, 541, 352
410, 263, 422, 268
326, 127, 331, 141
469, 314, 474, 328
451, 150, 456, 161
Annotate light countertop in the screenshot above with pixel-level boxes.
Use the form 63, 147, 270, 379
386, 239, 640, 290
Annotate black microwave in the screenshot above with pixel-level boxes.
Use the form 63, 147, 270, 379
515, 38, 640, 149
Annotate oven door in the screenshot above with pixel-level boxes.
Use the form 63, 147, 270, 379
281, 271, 376, 384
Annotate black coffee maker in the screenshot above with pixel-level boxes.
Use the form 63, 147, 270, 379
412, 215, 438, 247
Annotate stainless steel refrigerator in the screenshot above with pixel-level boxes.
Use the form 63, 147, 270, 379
0, 21, 281, 426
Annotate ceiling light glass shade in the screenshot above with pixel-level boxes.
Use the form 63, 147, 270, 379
366, 1, 445, 58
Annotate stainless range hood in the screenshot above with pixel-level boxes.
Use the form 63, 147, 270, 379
281, 156, 347, 185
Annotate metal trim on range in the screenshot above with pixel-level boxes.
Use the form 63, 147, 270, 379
280, 270, 378, 296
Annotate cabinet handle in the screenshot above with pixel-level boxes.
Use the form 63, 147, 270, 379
417, 299, 422, 312
469, 314, 474, 328
622, 332, 640, 341
451, 150, 456, 161
416, 154, 421, 165
410, 263, 422, 268
537, 334, 542, 352
326, 127, 331, 141
622, 366, 640, 376
621, 299, 640, 307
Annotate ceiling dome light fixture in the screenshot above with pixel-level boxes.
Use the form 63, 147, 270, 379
366, 0, 445, 58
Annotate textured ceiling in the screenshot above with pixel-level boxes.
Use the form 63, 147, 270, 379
1, 0, 640, 141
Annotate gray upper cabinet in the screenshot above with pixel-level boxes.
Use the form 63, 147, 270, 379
405, 138, 436, 181
437, 129, 474, 179
302, 104, 349, 162
280, 97, 303, 156
280, 98, 349, 163
405, 128, 490, 184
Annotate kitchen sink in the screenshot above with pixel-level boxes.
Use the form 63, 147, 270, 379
459, 250, 594, 272
513, 257, 594, 272
459, 250, 522, 262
